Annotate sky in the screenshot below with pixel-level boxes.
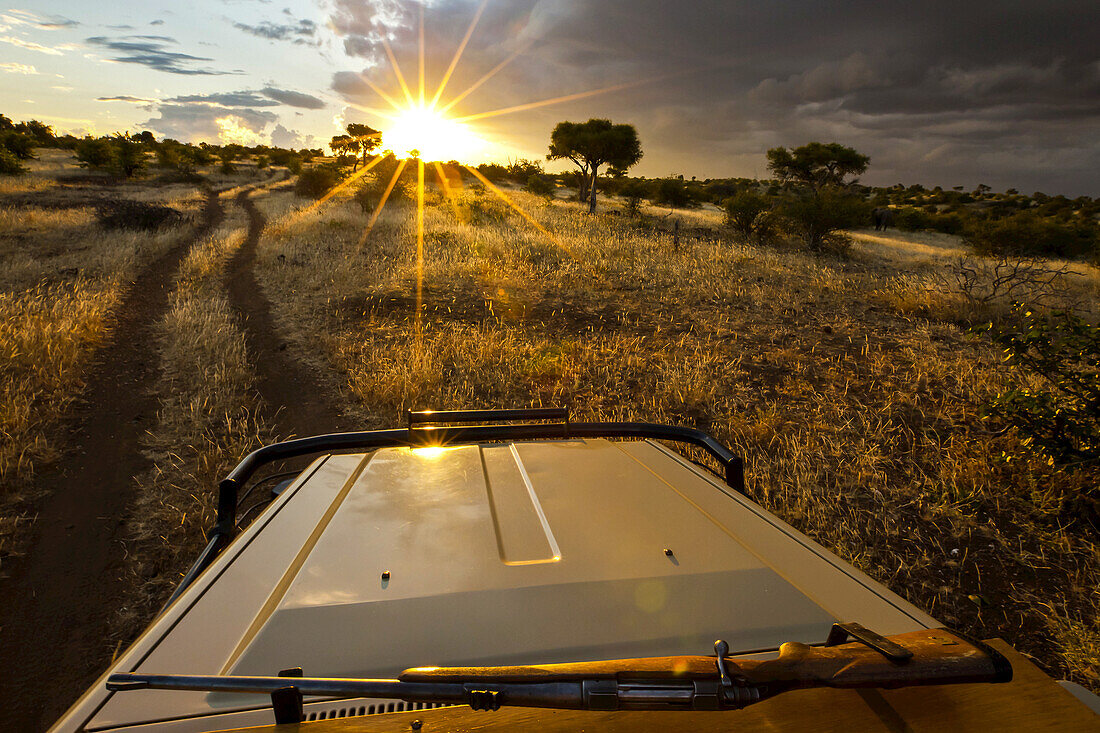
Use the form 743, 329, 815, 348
1, 0, 1098, 195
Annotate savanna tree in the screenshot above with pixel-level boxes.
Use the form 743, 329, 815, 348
345, 123, 381, 170
330, 134, 358, 164
113, 134, 146, 178
766, 142, 869, 191
547, 119, 642, 213
767, 142, 870, 253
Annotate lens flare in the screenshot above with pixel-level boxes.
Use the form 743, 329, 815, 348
383, 105, 485, 163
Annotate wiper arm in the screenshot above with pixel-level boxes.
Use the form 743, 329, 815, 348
107, 625, 1011, 716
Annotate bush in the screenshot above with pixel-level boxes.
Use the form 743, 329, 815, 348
508, 159, 544, 183
929, 211, 966, 235
256, 155, 270, 170
75, 137, 113, 170
294, 165, 340, 198
723, 190, 773, 240
96, 200, 188, 230
975, 306, 1100, 518
965, 212, 1097, 259
1, 131, 36, 160
893, 206, 932, 231
0, 147, 26, 175
778, 188, 870, 254
653, 178, 694, 210
619, 179, 647, 217
113, 134, 146, 178
525, 174, 554, 197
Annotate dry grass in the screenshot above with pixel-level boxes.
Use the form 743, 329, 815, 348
0, 200, 199, 507
253, 179, 1100, 689
115, 198, 269, 631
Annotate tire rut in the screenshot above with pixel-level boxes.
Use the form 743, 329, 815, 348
226, 189, 351, 440
0, 189, 225, 733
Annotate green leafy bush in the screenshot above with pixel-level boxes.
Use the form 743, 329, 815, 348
778, 188, 870, 254
976, 306, 1100, 517
294, 164, 340, 198
525, 174, 554, 197
723, 190, 773, 240
0, 147, 26, 175
74, 137, 113, 170
1, 131, 36, 160
113, 134, 146, 178
965, 212, 1097, 259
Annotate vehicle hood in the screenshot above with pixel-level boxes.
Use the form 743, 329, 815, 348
84, 439, 934, 729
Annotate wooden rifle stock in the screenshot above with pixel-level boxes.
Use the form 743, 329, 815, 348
400, 627, 1012, 696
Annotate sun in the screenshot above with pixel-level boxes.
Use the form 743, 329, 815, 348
382, 104, 486, 163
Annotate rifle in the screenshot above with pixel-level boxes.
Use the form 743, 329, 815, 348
106, 624, 1011, 719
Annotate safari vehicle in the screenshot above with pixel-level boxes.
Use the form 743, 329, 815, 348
50, 409, 1099, 732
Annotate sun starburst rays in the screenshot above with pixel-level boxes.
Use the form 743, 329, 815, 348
314, 1, 646, 336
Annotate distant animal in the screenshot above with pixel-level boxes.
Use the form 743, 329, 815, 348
872, 207, 892, 231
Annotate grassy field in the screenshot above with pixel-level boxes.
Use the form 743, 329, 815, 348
0, 152, 206, 558
1, 152, 1097, 693
251, 177, 1099, 688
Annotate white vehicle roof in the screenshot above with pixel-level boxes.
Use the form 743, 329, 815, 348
53, 437, 936, 732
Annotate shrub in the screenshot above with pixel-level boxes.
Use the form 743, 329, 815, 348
1, 131, 36, 160
653, 178, 694, 210
723, 190, 773, 240
975, 306, 1100, 518
96, 201, 188, 230
294, 165, 340, 198
525, 174, 554, 197
619, 179, 647, 217
508, 159, 544, 183
0, 147, 26, 175
113, 134, 146, 178
929, 211, 966, 235
777, 188, 870, 254
75, 137, 114, 170
893, 206, 932, 231
965, 212, 1097, 259
256, 155, 270, 170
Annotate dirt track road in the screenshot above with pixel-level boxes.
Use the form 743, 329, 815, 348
0, 190, 224, 733
227, 189, 352, 439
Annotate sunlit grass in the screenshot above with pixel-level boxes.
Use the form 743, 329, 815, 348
254, 177, 1100, 690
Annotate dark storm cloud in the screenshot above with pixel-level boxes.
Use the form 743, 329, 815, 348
328, 0, 1100, 194
96, 95, 155, 104
86, 35, 238, 76
260, 87, 325, 109
233, 18, 318, 45
168, 90, 279, 107
163, 88, 324, 110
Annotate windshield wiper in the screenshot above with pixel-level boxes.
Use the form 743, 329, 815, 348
106, 625, 1011, 721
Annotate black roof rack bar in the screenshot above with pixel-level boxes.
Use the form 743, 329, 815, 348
407, 407, 569, 427
165, 421, 744, 613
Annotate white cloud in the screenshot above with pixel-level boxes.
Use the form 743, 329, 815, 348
0, 61, 37, 73
0, 35, 63, 54
216, 115, 268, 145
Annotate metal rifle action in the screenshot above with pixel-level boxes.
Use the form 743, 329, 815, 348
107, 625, 1012, 720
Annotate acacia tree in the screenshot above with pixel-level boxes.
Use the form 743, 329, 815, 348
766, 142, 869, 191
547, 119, 642, 213
329, 134, 359, 165
766, 142, 870, 253
345, 123, 381, 170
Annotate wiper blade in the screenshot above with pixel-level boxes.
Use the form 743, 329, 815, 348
106, 626, 1011, 715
